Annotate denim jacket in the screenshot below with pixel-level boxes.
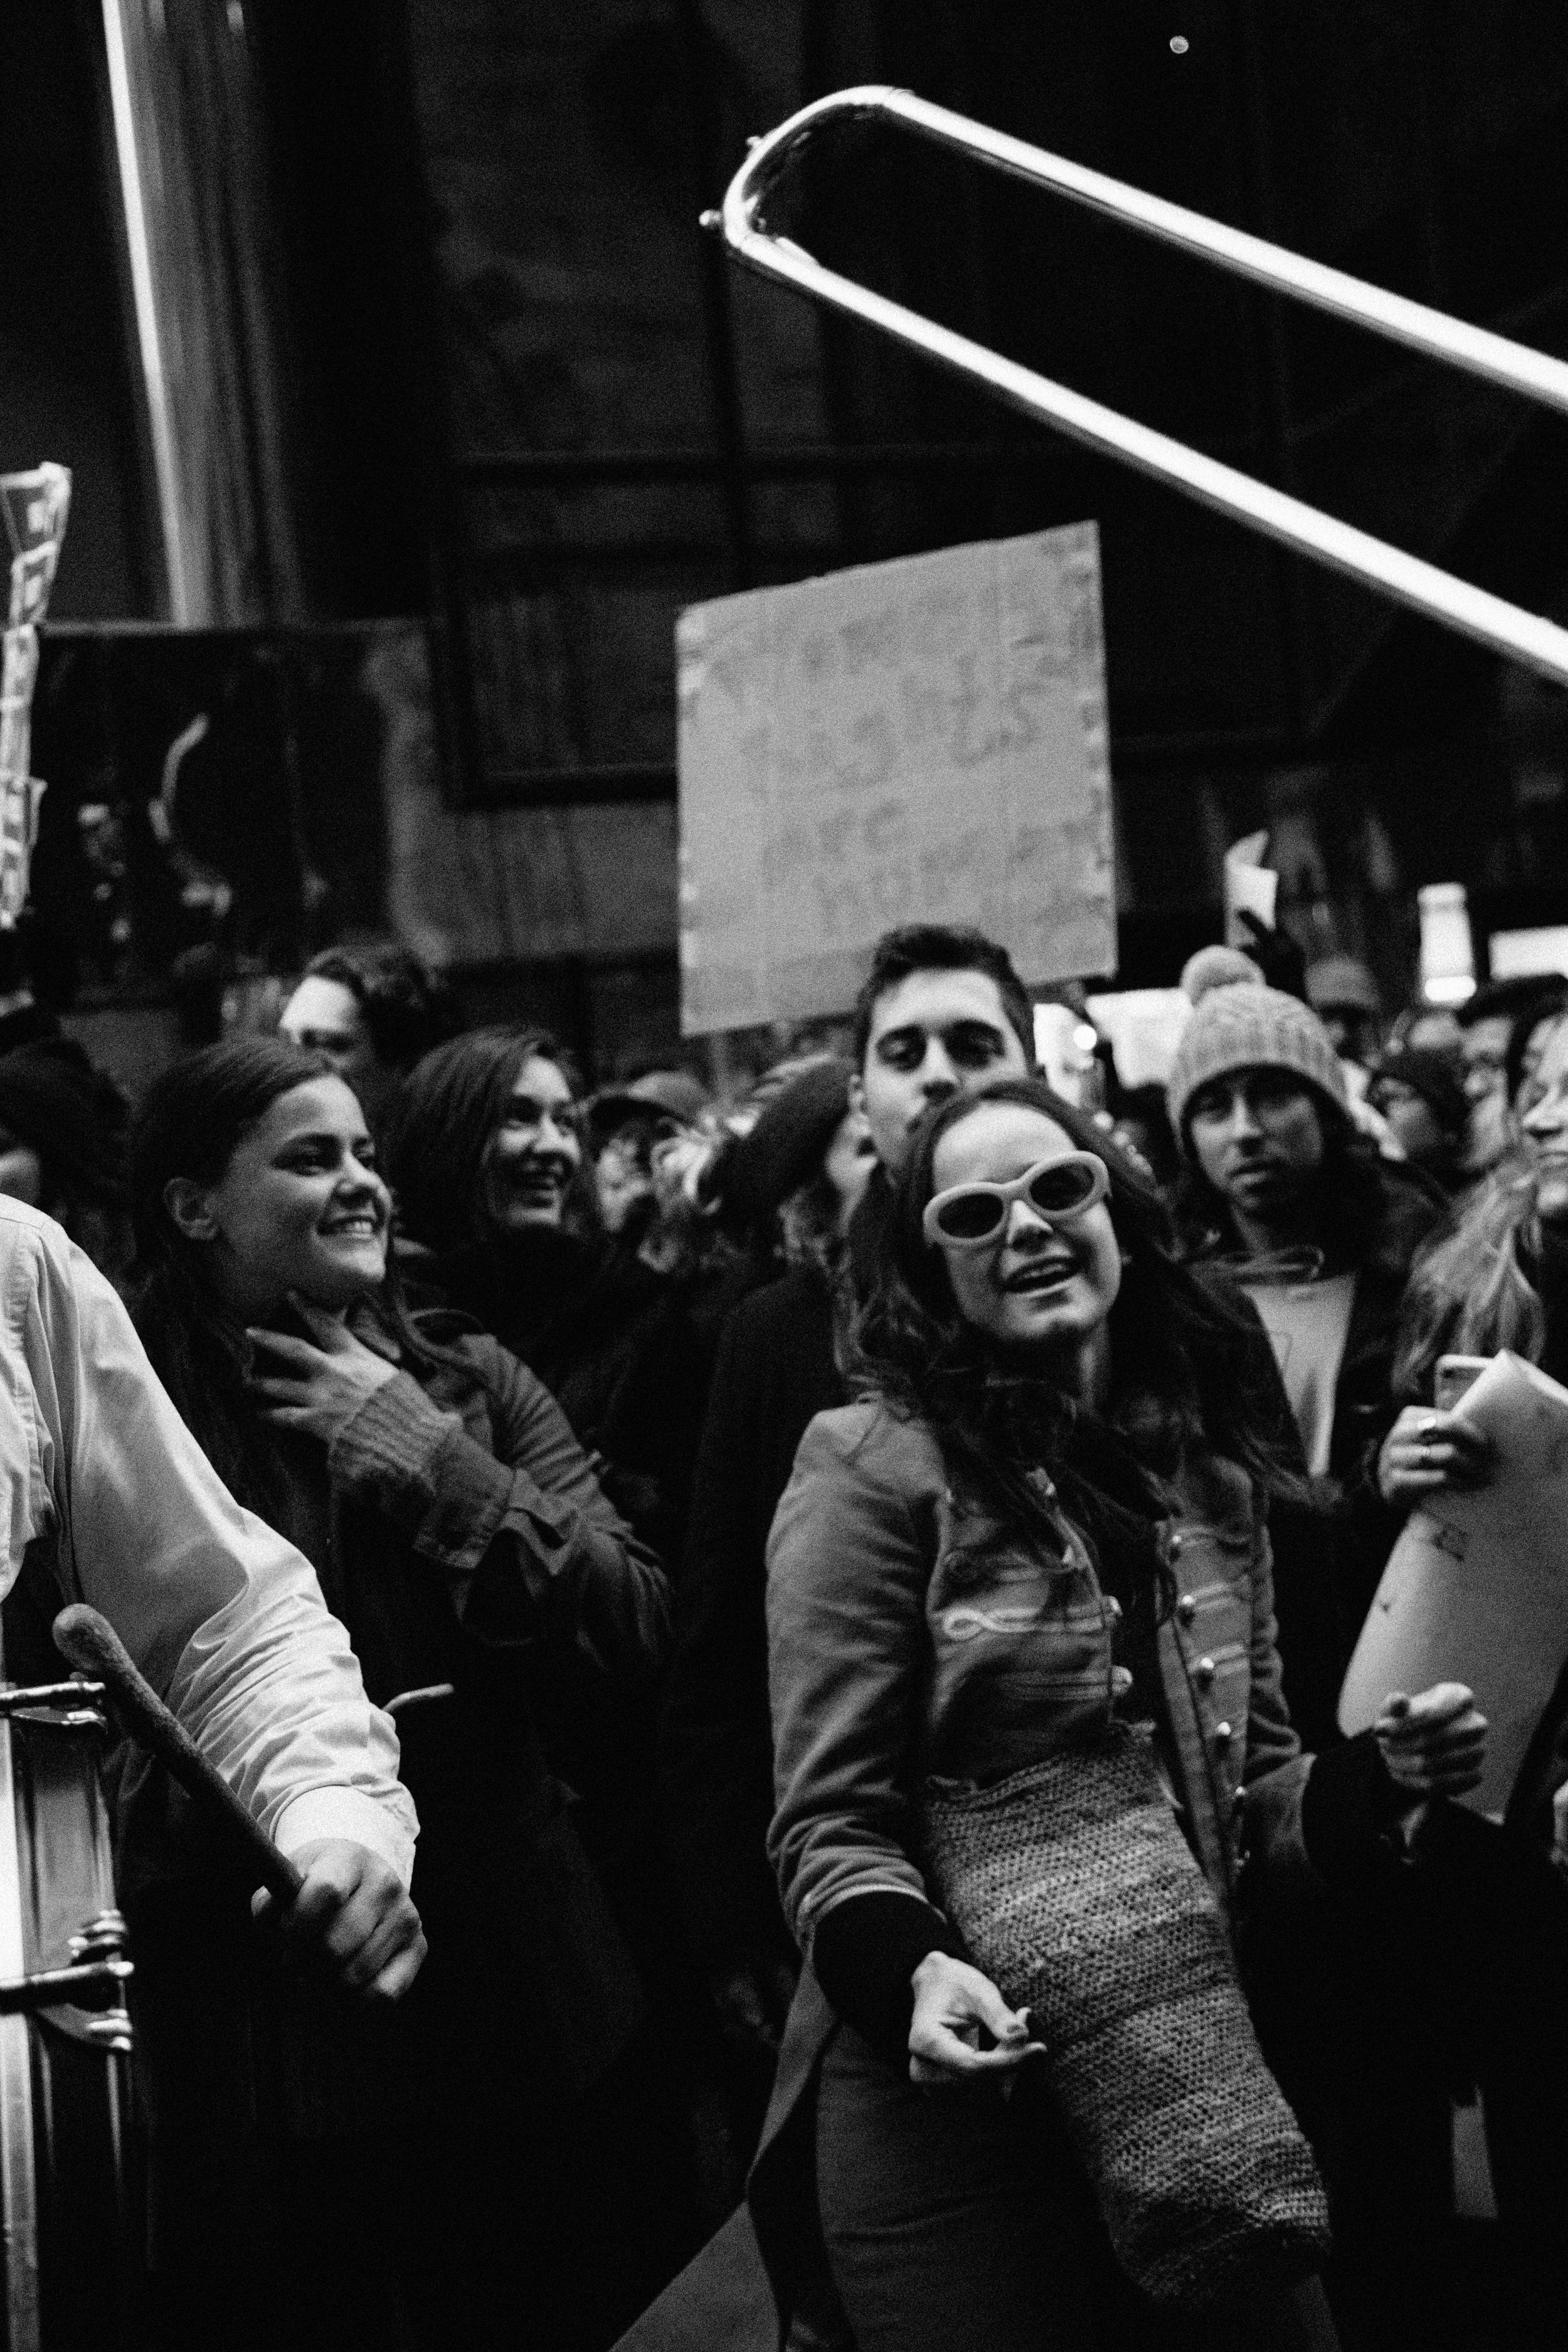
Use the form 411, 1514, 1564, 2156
766, 1401, 1313, 1963
750, 1399, 1319, 2336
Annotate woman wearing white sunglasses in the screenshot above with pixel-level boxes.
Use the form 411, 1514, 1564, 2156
750, 1078, 1480, 2352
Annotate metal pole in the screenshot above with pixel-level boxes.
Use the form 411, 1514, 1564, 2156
707, 86, 1568, 689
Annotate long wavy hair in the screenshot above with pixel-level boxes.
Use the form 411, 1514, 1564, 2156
380, 1025, 598, 1258
1393, 1154, 1550, 1401
854, 1079, 1303, 1555
127, 1037, 464, 1521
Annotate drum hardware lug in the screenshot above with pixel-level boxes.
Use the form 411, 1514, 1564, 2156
0, 1678, 106, 1725
0, 1954, 133, 2016
82, 2011, 134, 2054
69, 1910, 130, 1966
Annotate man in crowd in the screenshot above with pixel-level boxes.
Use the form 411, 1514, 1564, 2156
660, 923, 1036, 2100
0, 1193, 423, 1998
1165, 970, 1439, 1747
850, 923, 1037, 1185
1305, 953, 1383, 1076
279, 941, 455, 1136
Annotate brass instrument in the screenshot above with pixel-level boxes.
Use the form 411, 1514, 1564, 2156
704, 87, 1568, 689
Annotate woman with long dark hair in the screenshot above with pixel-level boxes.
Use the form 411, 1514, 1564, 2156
380, 1025, 600, 1349
384, 1025, 716, 1557
124, 1037, 673, 2352
752, 1078, 1481, 2352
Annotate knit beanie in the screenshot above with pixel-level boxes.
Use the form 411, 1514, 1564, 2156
1166, 982, 1348, 1149
1178, 945, 1264, 1001
722, 1056, 855, 1222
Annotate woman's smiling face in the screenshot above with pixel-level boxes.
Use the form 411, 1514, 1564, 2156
929, 1101, 1122, 1361
184, 1076, 391, 1318
480, 1054, 583, 1235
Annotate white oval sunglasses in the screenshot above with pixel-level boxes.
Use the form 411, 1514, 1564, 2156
923, 1150, 1110, 1251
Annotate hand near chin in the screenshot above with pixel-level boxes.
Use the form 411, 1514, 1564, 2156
247, 1293, 400, 1443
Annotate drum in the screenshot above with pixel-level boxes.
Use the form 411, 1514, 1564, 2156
0, 1671, 133, 2351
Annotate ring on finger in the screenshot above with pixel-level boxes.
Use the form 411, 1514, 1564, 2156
1418, 1414, 1439, 1438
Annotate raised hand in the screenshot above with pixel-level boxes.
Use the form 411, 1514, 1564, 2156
1376, 1405, 1493, 1507
246, 1293, 400, 1445
1374, 1682, 1488, 1801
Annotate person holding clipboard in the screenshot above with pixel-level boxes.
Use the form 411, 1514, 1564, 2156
1367, 1007, 1568, 2343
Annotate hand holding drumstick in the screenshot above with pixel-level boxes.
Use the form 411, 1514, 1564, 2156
54, 1604, 425, 2002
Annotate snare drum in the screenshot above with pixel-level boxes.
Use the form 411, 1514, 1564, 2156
0, 1671, 133, 2351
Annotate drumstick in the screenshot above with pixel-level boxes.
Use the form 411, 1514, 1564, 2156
52, 1603, 305, 1905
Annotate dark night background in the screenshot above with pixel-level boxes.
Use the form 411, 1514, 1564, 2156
4, 2, 1567, 1068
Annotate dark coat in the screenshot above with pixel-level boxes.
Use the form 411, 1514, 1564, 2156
1192, 1161, 1440, 1752
659, 1264, 844, 1975
426, 1228, 719, 1569
119, 1312, 672, 2120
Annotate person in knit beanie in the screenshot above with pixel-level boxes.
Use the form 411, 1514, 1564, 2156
1167, 960, 1441, 1748
1167, 974, 1350, 1177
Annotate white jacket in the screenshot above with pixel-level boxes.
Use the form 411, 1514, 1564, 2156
0, 1199, 416, 1882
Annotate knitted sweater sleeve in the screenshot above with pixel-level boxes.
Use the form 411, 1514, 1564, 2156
329, 1340, 670, 1690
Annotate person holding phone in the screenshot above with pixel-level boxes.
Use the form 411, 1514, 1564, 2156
1384, 1007, 1568, 1883
1349, 1009, 1568, 2341
125, 1037, 674, 2351
753, 1078, 1487, 2352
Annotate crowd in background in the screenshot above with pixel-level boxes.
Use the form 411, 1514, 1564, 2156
3, 910, 1567, 2351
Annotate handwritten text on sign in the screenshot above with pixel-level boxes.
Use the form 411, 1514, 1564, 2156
675, 524, 1114, 1034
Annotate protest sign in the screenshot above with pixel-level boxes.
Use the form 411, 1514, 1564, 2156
1086, 988, 1192, 1092
0, 462, 70, 924
676, 524, 1114, 1034
1223, 830, 1276, 948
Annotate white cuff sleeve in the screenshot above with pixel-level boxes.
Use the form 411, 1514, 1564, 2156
272, 1788, 417, 1887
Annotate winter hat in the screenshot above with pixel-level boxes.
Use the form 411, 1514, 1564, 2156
1178, 945, 1264, 1001
588, 1067, 710, 1148
1305, 955, 1380, 1019
1166, 982, 1348, 1149
722, 1056, 856, 1222
1367, 1045, 1466, 1138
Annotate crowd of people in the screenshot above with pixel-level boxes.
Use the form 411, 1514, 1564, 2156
3, 916, 1567, 2351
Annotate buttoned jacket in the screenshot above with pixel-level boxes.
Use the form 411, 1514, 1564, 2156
766, 1401, 1313, 1963
750, 1397, 1318, 2338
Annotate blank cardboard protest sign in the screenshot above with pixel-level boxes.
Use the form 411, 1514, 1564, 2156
675, 523, 1115, 1035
